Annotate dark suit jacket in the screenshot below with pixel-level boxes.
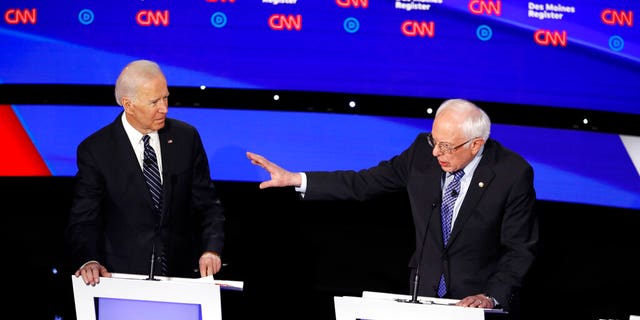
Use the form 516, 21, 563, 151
66, 113, 225, 278
304, 132, 538, 310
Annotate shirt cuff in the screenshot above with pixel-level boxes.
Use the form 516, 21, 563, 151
79, 260, 100, 269
294, 172, 307, 195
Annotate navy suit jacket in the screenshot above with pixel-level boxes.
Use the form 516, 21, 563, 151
67, 113, 225, 278
304, 132, 538, 310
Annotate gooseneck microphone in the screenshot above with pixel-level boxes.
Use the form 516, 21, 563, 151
146, 243, 158, 281
146, 175, 170, 281
396, 198, 440, 304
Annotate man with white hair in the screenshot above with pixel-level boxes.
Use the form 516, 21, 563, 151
68, 60, 225, 286
247, 98, 538, 312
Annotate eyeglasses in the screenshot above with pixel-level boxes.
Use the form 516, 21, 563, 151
427, 133, 475, 154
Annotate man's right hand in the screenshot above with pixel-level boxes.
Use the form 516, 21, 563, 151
74, 261, 112, 286
246, 151, 301, 189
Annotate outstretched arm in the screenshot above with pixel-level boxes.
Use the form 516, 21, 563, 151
246, 151, 302, 189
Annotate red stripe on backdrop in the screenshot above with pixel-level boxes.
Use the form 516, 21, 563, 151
0, 105, 51, 176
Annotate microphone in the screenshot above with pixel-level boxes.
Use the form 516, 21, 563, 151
451, 189, 458, 198
146, 176, 170, 280
396, 198, 440, 304
146, 243, 159, 281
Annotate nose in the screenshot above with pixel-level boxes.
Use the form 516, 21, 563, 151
432, 145, 443, 157
158, 99, 168, 113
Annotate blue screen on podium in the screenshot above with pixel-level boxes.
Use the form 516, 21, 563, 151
97, 297, 202, 320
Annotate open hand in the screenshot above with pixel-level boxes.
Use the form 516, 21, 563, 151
246, 151, 301, 189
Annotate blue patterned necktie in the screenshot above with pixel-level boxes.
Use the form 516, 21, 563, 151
437, 170, 465, 298
142, 135, 163, 212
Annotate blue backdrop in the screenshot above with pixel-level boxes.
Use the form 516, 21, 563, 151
13, 104, 640, 210
1, 1, 639, 114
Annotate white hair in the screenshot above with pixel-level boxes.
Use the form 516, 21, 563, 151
114, 60, 164, 106
436, 99, 491, 140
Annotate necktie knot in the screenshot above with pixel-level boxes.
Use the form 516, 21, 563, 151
143, 134, 151, 145
451, 170, 464, 181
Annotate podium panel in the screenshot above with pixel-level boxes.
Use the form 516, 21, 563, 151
334, 291, 486, 320
72, 273, 222, 320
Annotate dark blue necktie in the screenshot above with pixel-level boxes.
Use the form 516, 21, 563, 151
142, 135, 163, 212
437, 170, 464, 297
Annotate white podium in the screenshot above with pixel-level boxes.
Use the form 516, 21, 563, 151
334, 291, 490, 320
72, 273, 242, 320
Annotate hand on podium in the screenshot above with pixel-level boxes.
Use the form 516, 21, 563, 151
198, 251, 222, 277
74, 261, 112, 286
455, 294, 495, 309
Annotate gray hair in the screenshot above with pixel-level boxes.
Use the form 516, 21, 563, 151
436, 99, 491, 140
114, 60, 164, 106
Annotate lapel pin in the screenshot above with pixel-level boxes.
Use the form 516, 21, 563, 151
479, 182, 485, 188
168, 139, 174, 144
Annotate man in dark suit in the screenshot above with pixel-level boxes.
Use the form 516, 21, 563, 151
246, 98, 538, 312
67, 60, 225, 286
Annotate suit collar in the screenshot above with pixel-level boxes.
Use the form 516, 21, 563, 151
446, 139, 497, 248
109, 113, 170, 214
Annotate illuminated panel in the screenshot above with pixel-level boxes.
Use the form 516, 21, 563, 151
0, 105, 50, 176
10, 105, 640, 210
98, 298, 201, 320
0, 1, 638, 114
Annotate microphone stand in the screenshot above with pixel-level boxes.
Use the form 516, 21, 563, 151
396, 198, 439, 304
146, 243, 159, 281
146, 176, 166, 281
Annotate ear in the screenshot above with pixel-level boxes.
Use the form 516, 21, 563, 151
121, 97, 133, 114
471, 138, 485, 153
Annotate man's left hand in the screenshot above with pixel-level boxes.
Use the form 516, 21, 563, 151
199, 251, 222, 277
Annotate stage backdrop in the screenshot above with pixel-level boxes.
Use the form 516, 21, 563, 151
1, 1, 639, 210
1, 1, 638, 114
2, 104, 639, 210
